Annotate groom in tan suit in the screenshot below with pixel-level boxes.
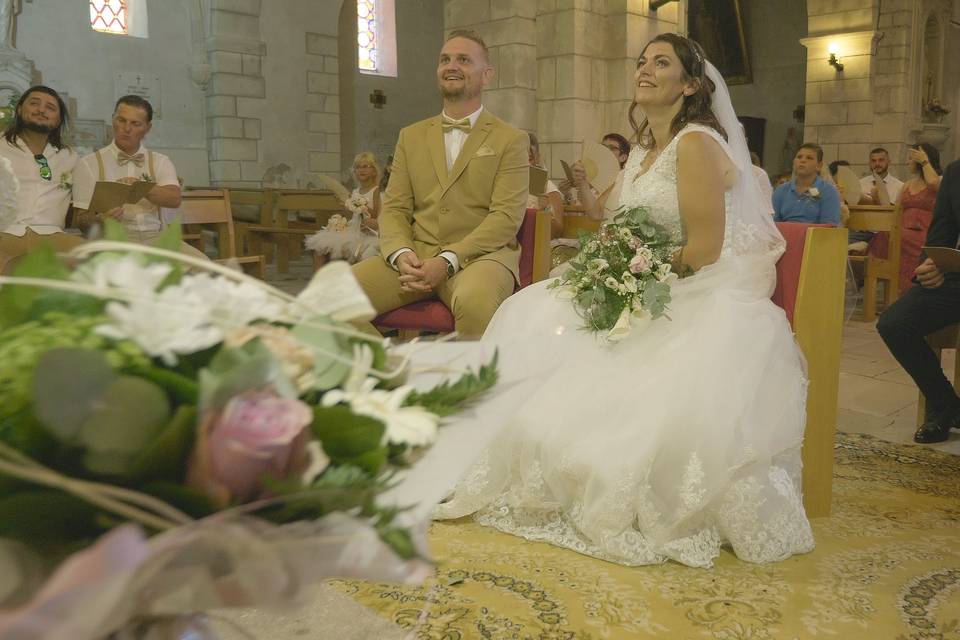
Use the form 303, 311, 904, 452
352, 29, 528, 339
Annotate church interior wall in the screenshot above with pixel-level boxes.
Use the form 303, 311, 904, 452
727, 0, 808, 179
17, 0, 211, 184
344, 0, 444, 181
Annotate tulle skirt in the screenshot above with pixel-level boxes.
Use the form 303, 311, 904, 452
435, 251, 815, 568
304, 227, 379, 264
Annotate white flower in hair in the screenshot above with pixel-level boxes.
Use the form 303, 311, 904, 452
0, 155, 20, 231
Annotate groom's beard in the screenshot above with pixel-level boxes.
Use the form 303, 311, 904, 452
22, 120, 55, 135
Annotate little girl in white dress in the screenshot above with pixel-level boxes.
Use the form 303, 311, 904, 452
306, 152, 381, 268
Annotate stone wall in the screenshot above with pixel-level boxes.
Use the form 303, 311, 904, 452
444, 0, 684, 182
727, 0, 807, 178
801, 0, 957, 180
17, 0, 211, 183
341, 0, 444, 180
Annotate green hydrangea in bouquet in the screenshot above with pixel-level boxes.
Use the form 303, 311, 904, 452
0, 222, 498, 639
548, 206, 678, 341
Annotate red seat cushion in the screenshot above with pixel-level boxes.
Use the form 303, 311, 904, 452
773, 222, 832, 327
374, 209, 538, 333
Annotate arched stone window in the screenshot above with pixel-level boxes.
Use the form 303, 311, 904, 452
357, 0, 396, 77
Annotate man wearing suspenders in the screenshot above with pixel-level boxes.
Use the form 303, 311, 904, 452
72, 95, 204, 258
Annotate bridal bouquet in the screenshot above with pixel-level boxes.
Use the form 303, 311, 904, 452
345, 194, 370, 219
0, 223, 497, 639
549, 206, 676, 341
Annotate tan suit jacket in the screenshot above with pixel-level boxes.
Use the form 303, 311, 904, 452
378, 110, 529, 282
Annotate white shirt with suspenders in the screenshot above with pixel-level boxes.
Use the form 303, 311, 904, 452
72, 142, 179, 239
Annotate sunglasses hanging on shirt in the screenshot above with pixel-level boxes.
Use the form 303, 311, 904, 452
34, 154, 52, 181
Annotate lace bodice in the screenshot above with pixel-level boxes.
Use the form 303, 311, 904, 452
615, 124, 733, 247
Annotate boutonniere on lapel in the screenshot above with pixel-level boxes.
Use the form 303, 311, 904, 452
805, 187, 821, 200
475, 145, 496, 158
59, 171, 72, 192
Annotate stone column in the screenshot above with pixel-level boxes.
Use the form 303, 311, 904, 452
204, 0, 265, 187
306, 31, 341, 180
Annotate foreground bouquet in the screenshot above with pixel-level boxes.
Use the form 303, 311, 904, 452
549, 206, 677, 341
0, 223, 497, 639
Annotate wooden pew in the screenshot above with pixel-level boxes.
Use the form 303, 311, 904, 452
178, 189, 266, 279
246, 190, 341, 273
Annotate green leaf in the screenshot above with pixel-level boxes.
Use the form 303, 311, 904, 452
404, 353, 499, 417
128, 405, 198, 482
140, 482, 215, 519
78, 375, 172, 476
292, 318, 355, 391
101, 218, 130, 241
311, 404, 385, 463
0, 245, 71, 328
0, 490, 100, 551
31, 348, 117, 443
641, 280, 672, 318
154, 221, 184, 253
198, 341, 296, 412
127, 364, 199, 405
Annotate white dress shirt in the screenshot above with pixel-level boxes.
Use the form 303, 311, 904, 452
73, 142, 179, 233
0, 138, 77, 236
859, 172, 904, 206
389, 105, 485, 274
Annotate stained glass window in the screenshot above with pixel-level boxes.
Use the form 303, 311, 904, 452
90, 0, 128, 35
357, 0, 378, 72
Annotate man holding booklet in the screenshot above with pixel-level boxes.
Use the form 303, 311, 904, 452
72, 95, 205, 258
878, 159, 960, 443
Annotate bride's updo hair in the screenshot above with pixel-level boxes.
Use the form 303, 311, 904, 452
628, 33, 727, 150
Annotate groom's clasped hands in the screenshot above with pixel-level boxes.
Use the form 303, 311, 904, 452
397, 252, 449, 292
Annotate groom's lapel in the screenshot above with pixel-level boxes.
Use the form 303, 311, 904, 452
441, 111, 494, 198
426, 116, 448, 186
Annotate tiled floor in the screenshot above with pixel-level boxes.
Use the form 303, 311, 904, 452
266, 256, 960, 455
838, 316, 960, 454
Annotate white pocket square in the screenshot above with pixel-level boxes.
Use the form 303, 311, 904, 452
475, 145, 496, 157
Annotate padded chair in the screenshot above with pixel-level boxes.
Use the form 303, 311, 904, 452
373, 209, 552, 338
846, 204, 902, 321
772, 222, 848, 518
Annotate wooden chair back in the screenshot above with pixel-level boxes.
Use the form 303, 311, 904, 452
275, 190, 342, 229
847, 204, 902, 321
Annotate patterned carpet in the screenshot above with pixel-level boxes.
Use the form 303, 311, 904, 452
332, 433, 960, 639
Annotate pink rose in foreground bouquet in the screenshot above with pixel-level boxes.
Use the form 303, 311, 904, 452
187, 389, 314, 507
629, 252, 651, 274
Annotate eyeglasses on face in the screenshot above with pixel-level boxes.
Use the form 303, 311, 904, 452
34, 154, 52, 181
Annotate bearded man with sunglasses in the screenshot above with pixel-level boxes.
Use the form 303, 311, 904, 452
0, 85, 83, 274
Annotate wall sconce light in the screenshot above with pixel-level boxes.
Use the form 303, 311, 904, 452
827, 42, 844, 72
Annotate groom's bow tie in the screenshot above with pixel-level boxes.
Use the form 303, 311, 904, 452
441, 115, 472, 134
117, 151, 145, 167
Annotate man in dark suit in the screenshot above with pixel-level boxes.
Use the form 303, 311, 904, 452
878, 159, 960, 443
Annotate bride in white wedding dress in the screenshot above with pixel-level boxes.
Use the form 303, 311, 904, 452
434, 34, 815, 568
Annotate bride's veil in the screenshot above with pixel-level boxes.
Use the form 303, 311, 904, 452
704, 61, 785, 254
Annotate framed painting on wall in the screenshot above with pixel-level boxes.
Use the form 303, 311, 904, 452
687, 0, 752, 85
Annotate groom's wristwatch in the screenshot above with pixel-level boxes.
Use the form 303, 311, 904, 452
441, 256, 456, 278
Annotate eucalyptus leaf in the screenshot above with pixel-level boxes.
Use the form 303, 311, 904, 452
198, 341, 296, 412
31, 348, 117, 443
78, 375, 171, 475
293, 319, 354, 391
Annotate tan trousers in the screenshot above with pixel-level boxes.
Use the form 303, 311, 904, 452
352, 256, 515, 340
0, 230, 84, 275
